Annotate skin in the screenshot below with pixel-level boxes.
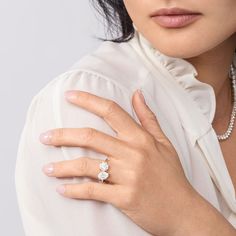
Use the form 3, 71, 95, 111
39, 1, 236, 235
40, 90, 235, 236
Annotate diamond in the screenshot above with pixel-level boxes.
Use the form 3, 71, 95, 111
98, 171, 109, 181
99, 161, 109, 171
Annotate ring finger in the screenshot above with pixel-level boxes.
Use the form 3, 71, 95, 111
42, 157, 128, 185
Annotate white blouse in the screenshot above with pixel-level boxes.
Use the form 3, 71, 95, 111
15, 27, 236, 236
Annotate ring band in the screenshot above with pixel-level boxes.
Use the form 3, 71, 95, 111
98, 157, 109, 183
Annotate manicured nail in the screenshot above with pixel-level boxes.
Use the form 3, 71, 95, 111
56, 185, 65, 195
42, 163, 54, 174
65, 91, 78, 101
137, 89, 146, 104
39, 131, 52, 144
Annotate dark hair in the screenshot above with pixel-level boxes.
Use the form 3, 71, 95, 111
90, 0, 134, 43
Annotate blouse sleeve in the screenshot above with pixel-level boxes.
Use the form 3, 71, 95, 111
14, 69, 151, 236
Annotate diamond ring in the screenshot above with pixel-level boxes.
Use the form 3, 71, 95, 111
97, 157, 109, 183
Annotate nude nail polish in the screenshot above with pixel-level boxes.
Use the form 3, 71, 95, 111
40, 131, 52, 144
42, 163, 54, 174
56, 185, 65, 195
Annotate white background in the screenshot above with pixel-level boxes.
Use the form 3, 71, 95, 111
0, 0, 105, 234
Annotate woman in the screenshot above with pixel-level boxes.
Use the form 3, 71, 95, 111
15, 0, 236, 235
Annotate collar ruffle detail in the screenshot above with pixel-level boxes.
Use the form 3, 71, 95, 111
136, 27, 217, 125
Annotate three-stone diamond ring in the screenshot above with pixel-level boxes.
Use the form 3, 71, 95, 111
97, 157, 110, 183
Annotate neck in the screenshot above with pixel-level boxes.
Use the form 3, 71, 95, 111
185, 34, 236, 127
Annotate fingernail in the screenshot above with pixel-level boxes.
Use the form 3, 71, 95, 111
39, 131, 52, 144
137, 89, 146, 104
42, 163, 54, 174
56, 185, 65, 195
65, 90, 77, 101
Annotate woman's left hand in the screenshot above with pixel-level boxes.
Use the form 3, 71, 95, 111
39, 89, 196, 236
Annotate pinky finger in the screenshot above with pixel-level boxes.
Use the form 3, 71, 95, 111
56, 182, 125, 208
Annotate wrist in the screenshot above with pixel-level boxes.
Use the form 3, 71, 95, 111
171, 186, 199, 236
160, 184, 198, 236
172, 187, 236, 236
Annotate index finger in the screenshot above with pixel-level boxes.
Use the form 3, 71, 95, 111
64, 90, 143, 139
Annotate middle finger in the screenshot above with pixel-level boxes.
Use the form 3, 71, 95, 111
40, 127, 137, 159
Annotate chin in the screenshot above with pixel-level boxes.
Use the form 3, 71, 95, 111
145, 33, 204, 59
144, 23, 211, 59
153, 44, 203, 59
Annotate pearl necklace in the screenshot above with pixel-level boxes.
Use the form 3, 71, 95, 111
216, 63, 236, 141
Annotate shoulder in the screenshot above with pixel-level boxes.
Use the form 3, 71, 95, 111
68, 39, 150, 90
18, 54, 139, 165
25, 39, 151, 129
18, 43, 144, 175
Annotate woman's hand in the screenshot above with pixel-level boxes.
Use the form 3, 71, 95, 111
39, 89, 196, 236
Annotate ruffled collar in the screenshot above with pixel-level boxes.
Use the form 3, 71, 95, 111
132, 26, 219, 129
132, 26, 236, 129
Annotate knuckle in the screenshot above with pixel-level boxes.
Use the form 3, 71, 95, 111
133, 148, 147, 161
66, 185, 79, 198
140, 116, 150, 127
65, 185, 72, 196
130, 148, 143, 160
136, 154, 147, 170
158, 137, 172, 147
82, 91, 92, 102
147, 109, 157, 121
123, 188, 138, 208
139, 132, 155, 147
75, 157, 88, 174
149, 111, 158, 121
81, 128, 96, 144
141, 111, 157, 127
132, 148, 148, 171
53, 128, 66, 142
104, 100, 118, 118
128, 170, 140, 186
86, 183, 95, 198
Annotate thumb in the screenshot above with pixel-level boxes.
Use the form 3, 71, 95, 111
132, 89, 168, 144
